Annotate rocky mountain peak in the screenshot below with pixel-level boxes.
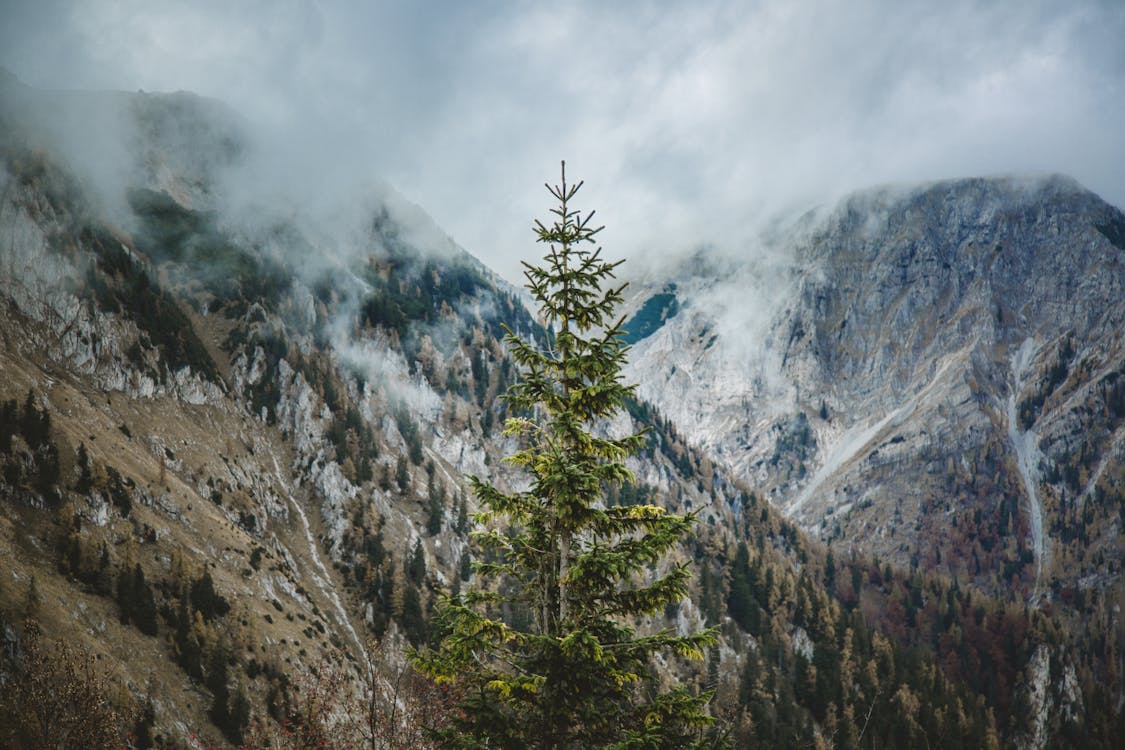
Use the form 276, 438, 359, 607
625, 173, 1123, 606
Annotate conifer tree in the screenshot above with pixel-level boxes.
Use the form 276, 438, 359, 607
455, 492, 469, 534
414, 163, 717, 748
427, 476, 445, 535
23, 575, 41, 621
132, 564, 159, 636
75, 443, 93, 494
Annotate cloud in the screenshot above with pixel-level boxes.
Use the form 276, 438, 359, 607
2, 0, 1123, 282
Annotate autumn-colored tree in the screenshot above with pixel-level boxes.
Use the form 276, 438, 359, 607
0, 621, 132, 749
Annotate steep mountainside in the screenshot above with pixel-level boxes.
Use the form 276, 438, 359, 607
625, 177, 1123, 606
0, 74, 1120, 748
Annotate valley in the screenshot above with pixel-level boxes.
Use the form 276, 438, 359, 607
0, 73, 1121, 748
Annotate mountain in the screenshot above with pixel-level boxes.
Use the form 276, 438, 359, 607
0, 73, 1120, 748
624, 176, 1123, 602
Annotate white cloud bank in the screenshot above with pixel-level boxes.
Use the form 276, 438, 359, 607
2, 0, 1122, 281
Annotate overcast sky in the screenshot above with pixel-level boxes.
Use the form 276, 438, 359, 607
2, 0, 1123, 281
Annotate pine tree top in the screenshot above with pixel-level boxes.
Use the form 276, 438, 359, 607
413, 163, 718, 749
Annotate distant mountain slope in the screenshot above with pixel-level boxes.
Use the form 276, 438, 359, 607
625, 175, 1123, 604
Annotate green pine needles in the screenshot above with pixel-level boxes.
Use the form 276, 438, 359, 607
413, 163, 718, 749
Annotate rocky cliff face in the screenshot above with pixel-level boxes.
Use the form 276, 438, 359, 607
625, 175, 1124, 606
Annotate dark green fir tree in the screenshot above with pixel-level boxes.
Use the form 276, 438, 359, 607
414, 163, 717, 749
